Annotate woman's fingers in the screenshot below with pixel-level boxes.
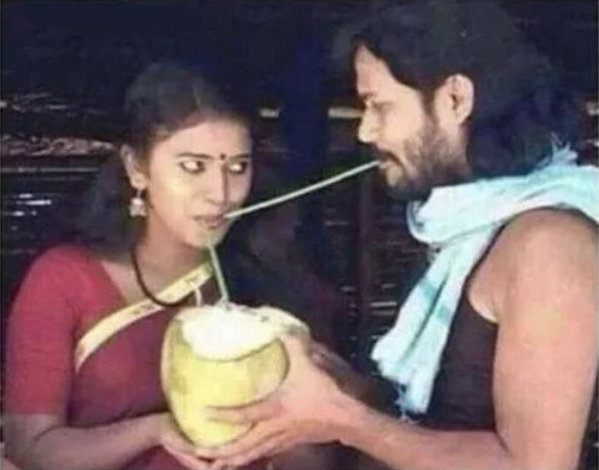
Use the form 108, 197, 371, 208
161, 427, 195, 454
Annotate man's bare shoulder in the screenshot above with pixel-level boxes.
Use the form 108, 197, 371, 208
487, 208, 597, 320
497, 208, 596, 263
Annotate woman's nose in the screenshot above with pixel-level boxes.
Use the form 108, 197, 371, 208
204, 169, 230, 208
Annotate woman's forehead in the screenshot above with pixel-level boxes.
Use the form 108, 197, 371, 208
157, 118, 252, 154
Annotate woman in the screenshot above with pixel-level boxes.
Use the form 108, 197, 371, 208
3, 62, 345, 470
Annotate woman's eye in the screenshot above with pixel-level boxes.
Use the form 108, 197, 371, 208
179, 160, 205, 174
227, 161, 250, 175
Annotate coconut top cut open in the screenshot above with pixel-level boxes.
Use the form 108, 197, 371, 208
176, 303, 308, 361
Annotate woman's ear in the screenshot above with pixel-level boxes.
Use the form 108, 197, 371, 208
121, 145, 148, 190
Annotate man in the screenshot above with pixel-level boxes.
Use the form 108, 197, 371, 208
196, 1, 598, 469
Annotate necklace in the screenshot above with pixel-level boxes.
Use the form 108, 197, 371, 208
130, 248, 189, 308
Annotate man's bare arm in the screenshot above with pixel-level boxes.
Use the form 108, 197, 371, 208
334, 210, 597, 470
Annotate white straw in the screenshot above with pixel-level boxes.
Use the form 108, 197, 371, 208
207, 245, 229, 304
193, 287, 203, 307
225, 160, 380, 219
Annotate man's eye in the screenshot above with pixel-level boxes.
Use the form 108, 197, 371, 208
227, 161, 250, 175
179, 160, 205, 174
366, 99, 392, 113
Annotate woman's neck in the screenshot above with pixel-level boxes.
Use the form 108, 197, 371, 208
135, 233, 207, 280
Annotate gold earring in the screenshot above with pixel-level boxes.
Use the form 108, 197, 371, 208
129, 188, 147, 217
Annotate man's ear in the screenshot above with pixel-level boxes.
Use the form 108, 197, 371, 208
439, 74, 475, 126
121, 145, 148, 190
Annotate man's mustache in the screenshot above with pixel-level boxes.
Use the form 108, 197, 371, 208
369, 146, 397, 165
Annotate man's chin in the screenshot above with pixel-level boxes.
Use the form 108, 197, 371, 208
383, 176, 431, 202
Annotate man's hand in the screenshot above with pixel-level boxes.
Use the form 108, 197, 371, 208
194, 334, 349, 468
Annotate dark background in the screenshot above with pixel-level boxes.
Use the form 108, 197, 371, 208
1, 2, 597, 466
1, 0, 597, 142
2, 0, 597, 368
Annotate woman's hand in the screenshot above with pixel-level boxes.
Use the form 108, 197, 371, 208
158, 413, 219, 470
193, 334, 350, 468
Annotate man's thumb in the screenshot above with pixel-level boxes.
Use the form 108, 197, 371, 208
279, 331, 310, 361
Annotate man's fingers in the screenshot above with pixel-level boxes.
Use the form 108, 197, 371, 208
164, 442, 211, 470
206, 396, 281, 424
207, 461, 233, 470
196, 421, 280, 459
311, 348, 349, 373
220, 434, 290, 468
311, 343, 350, 369
279, 333, 311, 363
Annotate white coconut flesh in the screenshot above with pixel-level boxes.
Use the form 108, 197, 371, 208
177, 303, 307, 360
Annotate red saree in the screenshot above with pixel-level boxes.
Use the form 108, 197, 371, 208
4, 245, 264, 469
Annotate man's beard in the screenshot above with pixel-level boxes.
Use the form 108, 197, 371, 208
380, 119, 467, 201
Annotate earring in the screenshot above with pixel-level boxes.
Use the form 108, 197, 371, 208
129, 188, 147, 217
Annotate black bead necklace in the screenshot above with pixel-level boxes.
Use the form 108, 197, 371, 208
130, 248, 189, 308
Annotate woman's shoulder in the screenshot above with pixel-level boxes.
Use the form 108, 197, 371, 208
12, 244, 122, 319
24, 244, 112, 286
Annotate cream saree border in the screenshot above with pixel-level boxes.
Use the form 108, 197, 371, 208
75, 263, 213, 372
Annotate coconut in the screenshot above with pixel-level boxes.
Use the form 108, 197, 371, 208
161, 303, 308, 446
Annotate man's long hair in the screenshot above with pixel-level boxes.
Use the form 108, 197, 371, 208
352, 0, 583, 178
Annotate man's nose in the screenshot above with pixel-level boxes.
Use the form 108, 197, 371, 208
357, 111, 377, 144
204, 169, 230, 207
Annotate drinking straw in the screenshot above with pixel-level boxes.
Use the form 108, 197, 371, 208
225, 160, 380, 219
207, 244, 229, 304
193, 287, 203, 307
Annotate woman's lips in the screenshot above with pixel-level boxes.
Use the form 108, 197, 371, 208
195, 215, 226, 230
